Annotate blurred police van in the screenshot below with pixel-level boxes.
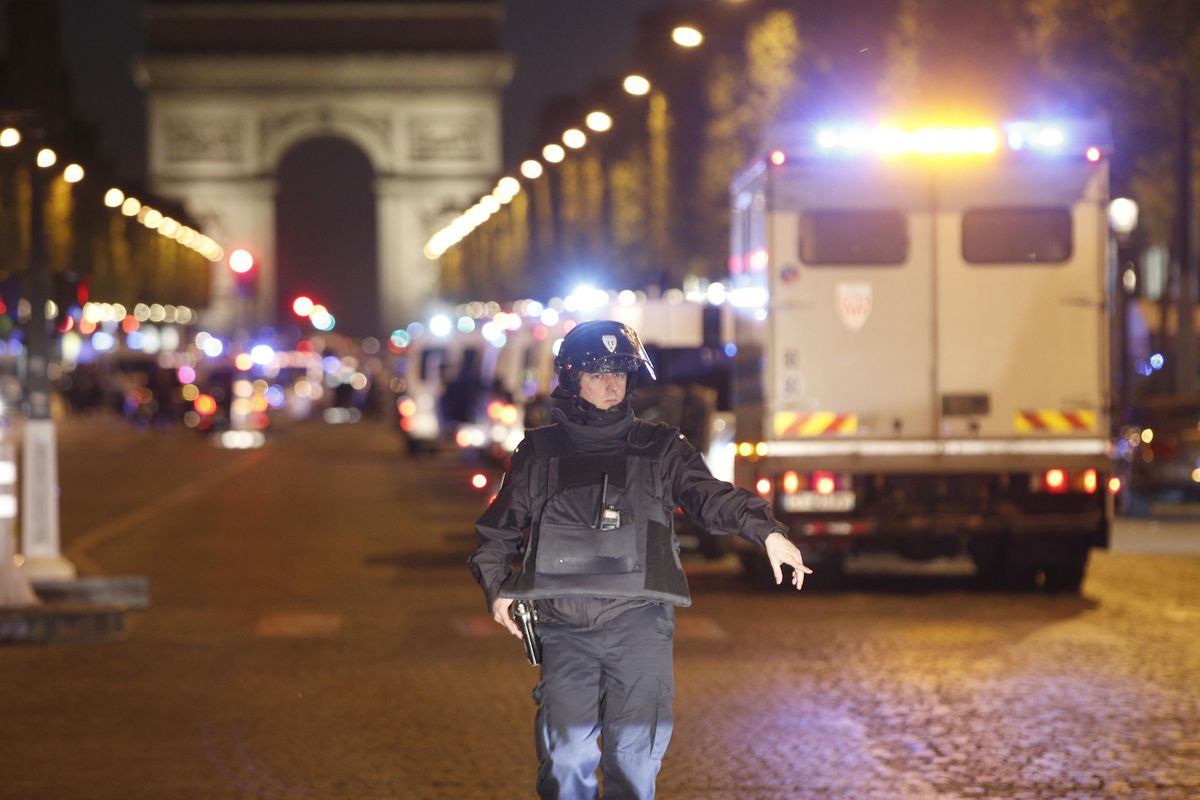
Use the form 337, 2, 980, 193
727, 119, 1117, 591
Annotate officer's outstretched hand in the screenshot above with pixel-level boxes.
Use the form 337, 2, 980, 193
491, 597, 524, 639
764, 531, 813, 590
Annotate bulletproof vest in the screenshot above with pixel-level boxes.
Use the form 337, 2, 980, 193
499, 419, 692, 607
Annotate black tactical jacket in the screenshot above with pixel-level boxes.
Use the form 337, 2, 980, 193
468, 409, 787, 615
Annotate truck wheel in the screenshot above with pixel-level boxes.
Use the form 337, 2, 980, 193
1041, 549, 1089, 594
973, 555, 1038, 591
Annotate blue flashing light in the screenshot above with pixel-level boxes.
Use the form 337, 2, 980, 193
724, 343, 738, 358
797, 119, 1110, 161
1150, 353, 1164, 370
92, 331, 115, 352
251, 344, 275, 365
265, 385, 286, 409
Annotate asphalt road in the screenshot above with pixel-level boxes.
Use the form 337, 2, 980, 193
2, 416, 1198, 799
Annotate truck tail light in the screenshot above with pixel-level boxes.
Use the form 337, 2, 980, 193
1043, 469, 1067, 493
781, 470, 800, 494
813, 471, 836, 495
755, 477, 772, 496
1082, 469, 1098, 494
1107, 476, 1122, 494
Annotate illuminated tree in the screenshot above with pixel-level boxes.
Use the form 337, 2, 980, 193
1020, 0, 1200, 248
699, 9, 805, 267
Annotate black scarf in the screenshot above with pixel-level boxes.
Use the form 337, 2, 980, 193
550, 401, 636, 453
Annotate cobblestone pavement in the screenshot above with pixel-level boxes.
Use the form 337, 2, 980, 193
1, 417, 1197, 799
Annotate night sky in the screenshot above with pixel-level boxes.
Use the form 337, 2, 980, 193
1, 0, 674, 183
0, 0, 678, 330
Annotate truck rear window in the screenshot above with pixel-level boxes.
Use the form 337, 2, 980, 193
798, 209, 907, 265
962, 207, 1072, 263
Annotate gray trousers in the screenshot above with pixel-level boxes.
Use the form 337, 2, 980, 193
533, 603, 675, 800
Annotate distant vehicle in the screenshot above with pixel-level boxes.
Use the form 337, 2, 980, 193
1119, 396, 1200, 509
394, 327, 497, 454
726, 118, 1119, 591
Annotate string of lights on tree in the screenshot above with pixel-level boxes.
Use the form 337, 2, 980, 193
422, 24, 707, 262
0, 125, 227, 263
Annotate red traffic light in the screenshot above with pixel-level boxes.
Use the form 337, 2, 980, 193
292, 295, 315, 316
229, 249, 255, 274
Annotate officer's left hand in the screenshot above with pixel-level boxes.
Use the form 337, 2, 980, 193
764, 531, 813, 590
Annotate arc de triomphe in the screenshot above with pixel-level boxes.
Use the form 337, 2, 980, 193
138, 1, 511, 334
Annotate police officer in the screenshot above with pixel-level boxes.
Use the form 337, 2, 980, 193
468, 320, 810, 800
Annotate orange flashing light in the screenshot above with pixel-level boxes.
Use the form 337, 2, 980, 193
194, 394, 218, 416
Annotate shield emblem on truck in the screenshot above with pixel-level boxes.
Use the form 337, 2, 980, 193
837, 282, 873, 332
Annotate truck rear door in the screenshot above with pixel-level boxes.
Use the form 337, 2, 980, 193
933, 160, 1108, 438
768, 161, 936, 439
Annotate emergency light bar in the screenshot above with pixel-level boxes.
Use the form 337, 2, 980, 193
816, 126, 1000, 155
764, 119, 1112, 161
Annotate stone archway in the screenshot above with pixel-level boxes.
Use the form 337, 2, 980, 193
275, 136, 378, 337
137, 0, 511, 335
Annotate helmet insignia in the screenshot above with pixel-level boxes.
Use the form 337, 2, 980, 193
602, 335, 617, 353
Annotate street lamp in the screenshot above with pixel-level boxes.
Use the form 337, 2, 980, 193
62, 163, 84, 183
542, 143, 565, 163
7, 117, 76, 580
623, 74, 651, 96
586, 111, 612, 132
494, 176, 520, 203
672, 26, 703, 47
1108, 197, 1139, 236
562, 128, 587, 149
520, 159, 543, 179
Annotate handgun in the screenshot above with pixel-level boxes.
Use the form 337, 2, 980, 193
512, 600, 541, 666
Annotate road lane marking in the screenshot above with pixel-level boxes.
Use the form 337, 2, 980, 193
254, 612, 343, 638
67, 450, 268, 574
454, 612, 728, 640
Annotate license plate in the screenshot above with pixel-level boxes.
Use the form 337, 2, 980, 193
780, 491, 856, 513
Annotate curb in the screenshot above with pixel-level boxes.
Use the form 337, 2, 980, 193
32, 575, 150, 610
0, 602, 125, 644
0, 575, 149, 645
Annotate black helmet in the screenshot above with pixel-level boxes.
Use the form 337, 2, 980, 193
552, 320, 656, 399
